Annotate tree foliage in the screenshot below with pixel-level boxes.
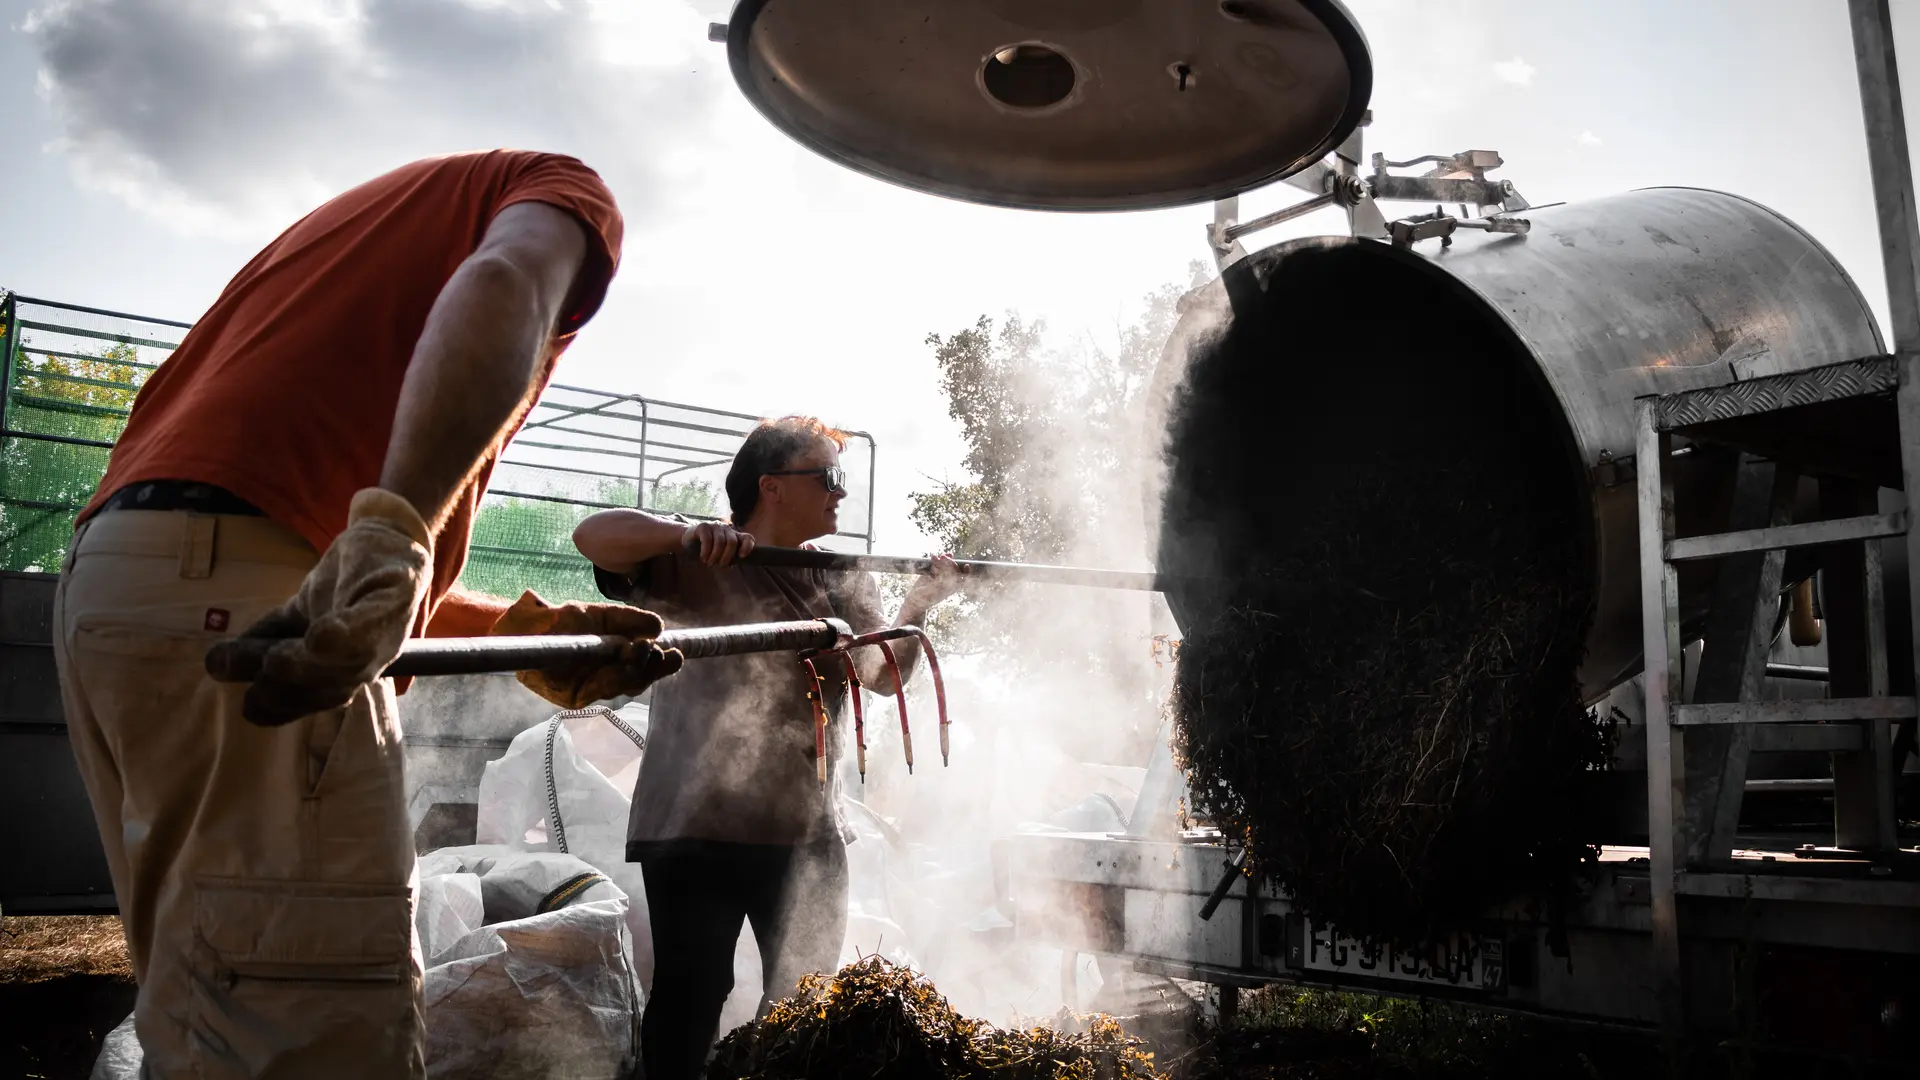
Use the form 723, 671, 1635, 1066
650, 477, 721, 519
17, 344, 144, 413
461, 476, 721, 602
905, 263, 1209, 660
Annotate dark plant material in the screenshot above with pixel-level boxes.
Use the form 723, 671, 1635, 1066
1159, 244, 1612, 945
707, 955, 1163, 1080
1166, 986, 1657, 1080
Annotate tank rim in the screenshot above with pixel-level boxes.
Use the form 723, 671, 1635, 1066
1147, 234, 1598, 639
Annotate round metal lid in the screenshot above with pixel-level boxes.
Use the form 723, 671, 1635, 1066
723, 0, 1372, 212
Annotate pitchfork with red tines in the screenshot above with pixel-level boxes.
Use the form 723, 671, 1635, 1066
798, 626, 949, 789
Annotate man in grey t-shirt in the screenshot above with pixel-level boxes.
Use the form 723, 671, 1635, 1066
575, 416, 959, 1080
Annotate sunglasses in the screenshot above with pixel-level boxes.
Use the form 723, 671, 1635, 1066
766, 466, 848, 495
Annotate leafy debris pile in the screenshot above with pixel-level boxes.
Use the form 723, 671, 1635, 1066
707, 956, 1163, 1080
1159, 245, 1612, 945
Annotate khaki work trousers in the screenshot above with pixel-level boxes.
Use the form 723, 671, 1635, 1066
52, 509, 425, 1079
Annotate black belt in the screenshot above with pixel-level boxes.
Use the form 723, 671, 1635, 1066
97, 481, 265, 517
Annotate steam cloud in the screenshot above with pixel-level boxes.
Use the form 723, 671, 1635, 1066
831, 305, 1193, 1024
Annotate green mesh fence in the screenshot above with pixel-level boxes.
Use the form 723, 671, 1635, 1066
0, 296, 178, 572
0, 293, 878, 602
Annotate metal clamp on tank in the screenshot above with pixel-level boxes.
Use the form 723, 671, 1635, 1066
1370, 149, 1530, 212
1208, 129, 1538, 266
1389, 206, 1533, 250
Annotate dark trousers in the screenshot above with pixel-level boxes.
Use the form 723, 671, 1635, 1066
636, 839, 848, 1080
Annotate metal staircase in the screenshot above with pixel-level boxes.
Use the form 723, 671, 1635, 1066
1632, 0, 1920, 1035
1637, 351, 1920, 1030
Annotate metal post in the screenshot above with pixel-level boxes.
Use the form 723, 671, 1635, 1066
1636, 398, 1684, 1036
865, 436, 878, 552
636, 398, 650, 509
1851, 0, 1920, 350
1208, 196, 1248, 268
1, 293, 16, 437
1824, 478, 1895, 851
1864, 527, 1898, 853
0, 294, 15, 550
1900, 353, 1920, 789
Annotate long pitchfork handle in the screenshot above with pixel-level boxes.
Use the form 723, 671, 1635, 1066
206, 618, 854, 682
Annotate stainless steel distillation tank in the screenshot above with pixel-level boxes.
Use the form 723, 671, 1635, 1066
1151, 187, 1885, 700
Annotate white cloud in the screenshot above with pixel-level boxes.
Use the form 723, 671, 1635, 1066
22, 0, 722, 239
1577, 130, 1603, 146
1492, 55, 1536, 85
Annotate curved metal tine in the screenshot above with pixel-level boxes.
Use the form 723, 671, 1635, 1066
875, 639, 912, 774
902, 627, 950, 766
839, 652, 868, 783
799, 656, 831, 791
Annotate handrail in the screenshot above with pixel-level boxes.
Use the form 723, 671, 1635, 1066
0, 293, 885, 565
9, 294, 195, 329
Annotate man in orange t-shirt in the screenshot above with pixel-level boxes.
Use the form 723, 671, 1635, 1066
52, 150, 680, 1077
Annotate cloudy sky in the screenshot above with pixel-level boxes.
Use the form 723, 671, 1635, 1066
3, 0, 1918, 551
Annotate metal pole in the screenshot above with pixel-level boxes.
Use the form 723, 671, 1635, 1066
1864, 521, 1898, 853
1853, 0, 1919, 860
1851, 0, 1920, 350
1900, 354, 1920, 785
1220, 190, 1339, 243
206, 617, 854, 682
1196, 848, 1249, 921
738, 544, 1186, 592
1208, 195, 1250, 268
637, 397, 650, 509
1636, 398, 1685, 1038
864, 434, 877, 552
0, 294, 15, 559
1, 293, 17, 438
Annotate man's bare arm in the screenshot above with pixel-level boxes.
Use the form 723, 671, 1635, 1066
380, 201, 590, 532
575, 511, 754, 572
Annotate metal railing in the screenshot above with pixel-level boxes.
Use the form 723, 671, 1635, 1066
496, 380, 877, 548
0, 292, 878, 588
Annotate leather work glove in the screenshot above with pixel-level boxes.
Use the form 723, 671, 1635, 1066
214, 488, 433, 727
490, 590, 685, 709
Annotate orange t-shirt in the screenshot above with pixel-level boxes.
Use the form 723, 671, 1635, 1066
83, 150, 624, 631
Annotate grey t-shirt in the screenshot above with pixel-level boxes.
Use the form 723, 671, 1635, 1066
600, 547, 888, 856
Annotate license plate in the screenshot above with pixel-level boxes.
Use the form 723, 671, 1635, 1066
1285, 917, 1506, 993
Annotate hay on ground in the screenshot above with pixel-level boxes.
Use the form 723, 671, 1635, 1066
708, 956, 1163, 1080
1, 915, 132, 983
